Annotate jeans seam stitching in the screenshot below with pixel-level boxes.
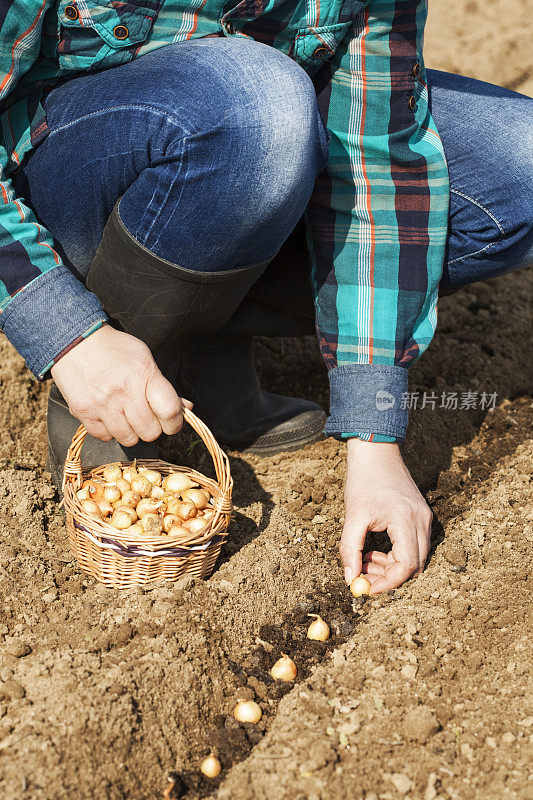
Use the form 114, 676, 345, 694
44, 105, 194, 139
447, 241, 496, 265
450, 188, 506, 236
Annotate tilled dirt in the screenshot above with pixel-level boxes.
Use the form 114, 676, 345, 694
0, 6, 532, 800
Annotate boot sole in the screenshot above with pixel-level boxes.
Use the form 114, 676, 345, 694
222, 410, 327, 455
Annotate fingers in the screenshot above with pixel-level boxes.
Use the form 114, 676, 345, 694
415, 510, 432, 576
125, 400, 163, 443
339, 520, 368, 586
82, 418, 113, 442
369, 521, 419, 595
104, 412, 140, 448
145, 371, 185, 436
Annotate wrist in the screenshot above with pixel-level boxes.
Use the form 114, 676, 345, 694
347, 438, 401, 459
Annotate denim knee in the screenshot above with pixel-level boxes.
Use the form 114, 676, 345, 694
119, 39, 329, 271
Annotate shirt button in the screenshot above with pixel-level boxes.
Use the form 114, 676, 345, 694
412, 62, 421, 78
408, 94, 416, 111
64, 4, 79, 20
313, 45, 329, 59
113, 24, 130, 40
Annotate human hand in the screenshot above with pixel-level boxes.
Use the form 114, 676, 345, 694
340, 439, 433, 594
51, 324, 192, 446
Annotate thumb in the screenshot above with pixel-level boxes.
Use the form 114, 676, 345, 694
339, 516, 368, 585
145, 370, 184, 435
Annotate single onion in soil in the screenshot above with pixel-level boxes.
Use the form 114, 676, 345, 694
200, 753, 221, 779
233, 700, 262, 723
307, 614, 330, 641
350, 575, 371, 597
270, 654, 297, 681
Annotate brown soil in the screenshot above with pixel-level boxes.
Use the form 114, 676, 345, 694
0, 6, 532, 800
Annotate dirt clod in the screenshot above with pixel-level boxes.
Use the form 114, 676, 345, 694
403, 707, 441, 743
5, 641, 31, 658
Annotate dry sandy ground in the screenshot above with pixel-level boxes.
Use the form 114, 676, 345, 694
0, 3, 531, 800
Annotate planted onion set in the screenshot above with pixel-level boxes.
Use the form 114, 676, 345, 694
76, 462, 214, 538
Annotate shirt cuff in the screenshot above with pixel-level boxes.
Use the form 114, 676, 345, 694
325, 364, 409, 441
0, 266, 108, 380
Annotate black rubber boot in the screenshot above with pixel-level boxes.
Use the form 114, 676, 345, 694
85, 200, 271, 349
176, 333, 326, 454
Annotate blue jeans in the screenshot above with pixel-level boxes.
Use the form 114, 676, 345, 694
12, 40, 533, 307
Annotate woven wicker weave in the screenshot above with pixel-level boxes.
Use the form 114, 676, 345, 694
62, 408, 232, 589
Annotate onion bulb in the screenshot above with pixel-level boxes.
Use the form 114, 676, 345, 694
110, 509, 135, 529
182, 517, 208, 535
270, 654, 297, 682
233, 700, 262, 724
163, 473, 197, 494
140, 513, 163, 534
102, 463, 122, 483
136, 498, 163, 518
181, 487, 209, 509
130, 475, 152, 498
200, 753, 221, 779
167, 525, 192, 540
166, 497, 196, 520
150, 485, 165, 501
81, 499, 102, 517
126, 523, 144, 536
162, 514, 181, 533
122, 465, 137, 484
121, 490, 141, 509
350, 576, 371, 598
116, 478, 131, 495
202, 508, 215, 521
139, 468, 162, 486
76, 487, 90, 502
82, 480, 103, 501
103, 485, 121, 503
97, 499, 114, 517
307, 614, 330, 642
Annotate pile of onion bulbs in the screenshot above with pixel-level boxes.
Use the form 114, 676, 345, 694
76, 462, 214, 538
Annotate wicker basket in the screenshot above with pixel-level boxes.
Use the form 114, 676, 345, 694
62, 408, 233, 590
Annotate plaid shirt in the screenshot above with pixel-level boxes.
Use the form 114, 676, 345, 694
0, 0, 449, 442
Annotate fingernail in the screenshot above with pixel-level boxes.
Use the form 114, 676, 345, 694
344, 567, 353, 585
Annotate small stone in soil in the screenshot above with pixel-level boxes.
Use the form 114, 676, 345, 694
6, 641, 31, 658
403, 706, 440, 743
389, 773, 412, 795
449, 598, 470, 620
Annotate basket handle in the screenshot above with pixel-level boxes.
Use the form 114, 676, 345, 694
62, 407, 233, 514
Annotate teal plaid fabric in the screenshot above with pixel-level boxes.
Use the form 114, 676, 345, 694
0, 0, 449, 441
